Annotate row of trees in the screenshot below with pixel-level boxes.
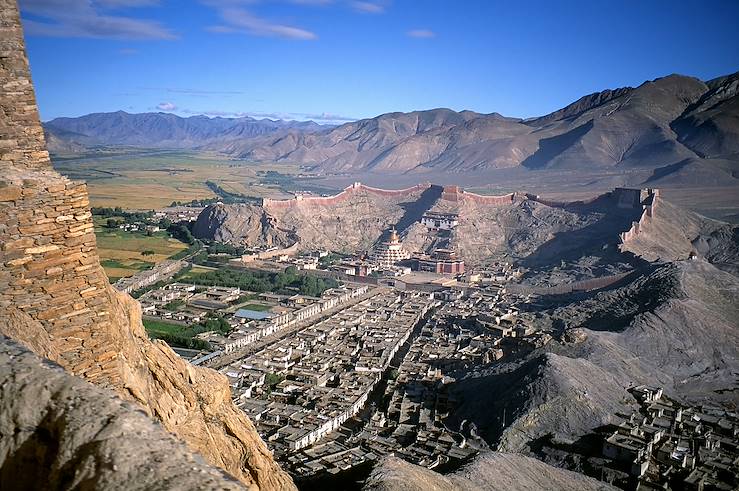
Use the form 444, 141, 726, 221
185, 265, 338, 297
145, 314, 231, 351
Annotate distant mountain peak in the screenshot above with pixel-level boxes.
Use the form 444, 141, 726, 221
44, 71, 739, 186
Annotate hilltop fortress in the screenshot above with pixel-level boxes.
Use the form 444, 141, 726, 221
195, 181, 658, 268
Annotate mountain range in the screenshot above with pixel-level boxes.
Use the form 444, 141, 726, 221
44, 111, 326, 150
45, 72, 739, 182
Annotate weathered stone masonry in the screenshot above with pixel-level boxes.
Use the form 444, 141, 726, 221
0, 2, 296, 489
0, 0, 50, 170
0, 173, 124, 386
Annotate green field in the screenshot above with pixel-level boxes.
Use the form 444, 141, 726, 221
93, 218, 187, 279
240, 303, 272, 312
52, 149, 301, 209
143, 319, 185, 336
143, 317, 227, 351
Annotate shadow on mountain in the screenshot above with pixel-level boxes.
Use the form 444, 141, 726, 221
395, 184, 443, 235
521, 120, 594, 169
519, 204, 642, 271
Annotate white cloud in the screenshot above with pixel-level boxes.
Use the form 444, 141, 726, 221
156, 102, 177, 111
407, 29, 435, 39
208, 7, 317, 40
19, 0, 176, 40
351, 1, 384, 14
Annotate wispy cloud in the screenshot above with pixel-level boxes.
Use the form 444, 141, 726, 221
407, 29, 435, 38
351, 1, 385, 14
204, 2, 317, 40
19, 0, 176, 40
156, 102, 177, 111
140, 86, 244, 96
118, 47, 139, 55
298, 112, 355, 122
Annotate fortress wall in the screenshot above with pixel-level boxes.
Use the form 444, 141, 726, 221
507, 271, 633, 296
263, 182, 431, 211
619, 189, 660, 247
523, 192, 603, 209
0, 173, 123, 386
441, 186, 515, 205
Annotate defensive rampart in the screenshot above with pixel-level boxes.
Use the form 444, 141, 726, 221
263, 182, 432, 210
619, 189, 661, 247
440, 185, 515, 205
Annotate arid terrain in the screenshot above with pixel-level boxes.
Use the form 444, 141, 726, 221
1, 0, 738, 490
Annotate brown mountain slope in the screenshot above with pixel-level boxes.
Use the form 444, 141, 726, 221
449, 260, 739, 455
0, 2, 294, 489
364, 453, 617, 491
671, 72, 739, 158
208, 74, 738, 182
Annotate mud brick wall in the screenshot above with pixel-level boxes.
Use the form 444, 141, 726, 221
441, 185, 515, 205
0, 0, 50, 171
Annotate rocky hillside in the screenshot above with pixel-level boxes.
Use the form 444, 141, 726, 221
210, 74, 738, 182
364, 453, 617, 491
193, 183, 435, 253
620, 195, 739, 273
449, 260, 739, 455
0, 3, 294, 489
0, 338, 245, 490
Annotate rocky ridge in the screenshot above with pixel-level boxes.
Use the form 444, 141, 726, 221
450, 260, 739, 459
206, 75, 738, 182
363, 453, 618, 491
0, 338, 245, 491
0, 2, 294, 489
193, 183, 434, 253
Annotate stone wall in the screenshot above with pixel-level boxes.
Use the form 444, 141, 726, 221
0, 0, 50, 171
263, 181, 431, 210
0, 171, 123, 386
440, 185, 515, 205
0, 2, 295, 489
619, 189, 660, 247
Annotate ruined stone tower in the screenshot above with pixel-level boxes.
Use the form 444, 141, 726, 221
0, 2, 295, 488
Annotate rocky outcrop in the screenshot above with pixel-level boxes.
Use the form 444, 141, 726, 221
0, 2, 295, 489
0, 338, 245, 491
364, 453, 617, 491
193, 182, 432, 253
619, 191, 739, 270
192, 202, 294, 249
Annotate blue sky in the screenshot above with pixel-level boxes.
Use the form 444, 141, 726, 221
19, 0, 739, 123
